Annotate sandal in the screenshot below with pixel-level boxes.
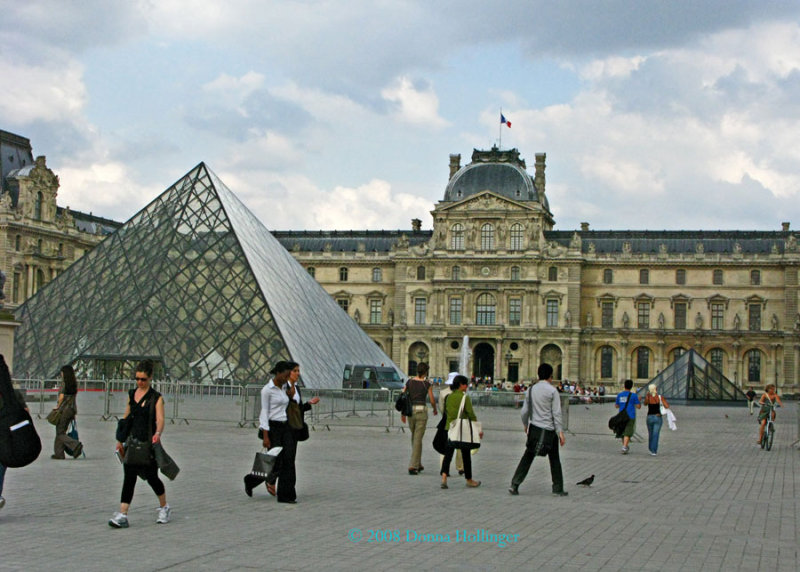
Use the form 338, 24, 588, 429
440, 481, 448, 489
266, 483, 277, 496
466, 480, 481, 488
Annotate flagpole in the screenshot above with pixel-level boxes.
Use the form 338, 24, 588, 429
499, 108, 502, 149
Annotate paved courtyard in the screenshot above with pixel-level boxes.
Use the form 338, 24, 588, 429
1, 399, 798, 571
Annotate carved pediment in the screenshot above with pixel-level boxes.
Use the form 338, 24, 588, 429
706, 293, 729, 309
541, 289, 564, 303
435, 191, 534, 214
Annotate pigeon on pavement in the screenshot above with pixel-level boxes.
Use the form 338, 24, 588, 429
576, 475, 594, 487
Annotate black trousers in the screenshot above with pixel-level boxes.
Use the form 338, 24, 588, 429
121, 462, 165, 504
441, 443, 472, 480
245, 421, 298, 501
510, 425, 564, 493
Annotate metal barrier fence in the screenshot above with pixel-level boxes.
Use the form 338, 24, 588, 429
13, 379, 627, 435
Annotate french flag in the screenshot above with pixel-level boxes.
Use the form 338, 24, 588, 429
500, 114, 511, 128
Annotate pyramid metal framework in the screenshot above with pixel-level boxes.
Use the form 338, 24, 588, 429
13, 163, 399, 388
639, 349, 747, 405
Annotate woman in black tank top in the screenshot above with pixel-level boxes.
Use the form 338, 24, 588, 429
644, 384, 670, 456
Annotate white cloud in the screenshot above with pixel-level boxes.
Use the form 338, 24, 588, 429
57, 161, 158, 217
0, 60, 86, 124
381, 77, 448, 128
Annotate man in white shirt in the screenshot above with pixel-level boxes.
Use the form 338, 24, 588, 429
508, 363, 568, 497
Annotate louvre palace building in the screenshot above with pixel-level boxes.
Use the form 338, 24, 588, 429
274, 146, 800, 391
0, 130, 120, 309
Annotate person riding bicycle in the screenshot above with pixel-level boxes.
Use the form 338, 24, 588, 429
757, 384, 782, 445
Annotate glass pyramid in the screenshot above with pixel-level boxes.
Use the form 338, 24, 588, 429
13, 163, 399, 388
639, 349, 747, 405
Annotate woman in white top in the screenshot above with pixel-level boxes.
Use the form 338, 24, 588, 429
244, 361, 295, 502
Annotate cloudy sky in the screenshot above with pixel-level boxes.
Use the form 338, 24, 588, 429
3, 1, 800, 232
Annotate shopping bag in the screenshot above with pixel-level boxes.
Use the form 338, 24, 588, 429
249, 446, 283, 479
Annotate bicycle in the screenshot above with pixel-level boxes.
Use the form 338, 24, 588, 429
759, 400, 779, 451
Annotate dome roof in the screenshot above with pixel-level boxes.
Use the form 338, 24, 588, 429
443, 147, 547, 210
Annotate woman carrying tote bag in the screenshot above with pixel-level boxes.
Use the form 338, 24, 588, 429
440, 375, 482, 489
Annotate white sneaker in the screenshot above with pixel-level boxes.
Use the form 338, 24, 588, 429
156, 505, 171, 524
621, 446, 629, 454
108, 512, 129, 528
0, 496, 6, 510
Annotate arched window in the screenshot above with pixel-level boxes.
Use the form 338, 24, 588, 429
671, 347, 686, 363
452, 265, 461, 281
475, 293, 496, 325
636, 347, 650, 378
600, 346, 614, 378
480, 223, 494, 251
603, 268, 613, 284
510, 266, 520, 281
307, 267, 315, 278
548, 266, 558, 281
417, 266, 426, 280
34, 191, 43, 220
747, 349, 761, 382
750, 269, 761, 285
35, 268, 45, 292
709, 348, 725, 372
510, 224, 524, 250
451, 223, 464, 250
372, 267, 382, 282
339, 267, 348, 281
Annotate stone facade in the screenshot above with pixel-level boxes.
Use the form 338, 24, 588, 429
274, 147, 800, 391
0, 130, 120, 309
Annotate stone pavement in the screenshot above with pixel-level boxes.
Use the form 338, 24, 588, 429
1, 401, 798, 571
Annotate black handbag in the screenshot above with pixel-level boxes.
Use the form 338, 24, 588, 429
286, 401, 304, 430
395, 388, 413, 416
608, 393, 632, 436
295, 422, 310, 442
250, 448, 281, 479
116, 416, 132, 442
123, 436, 153, 465
432, 393, 449, 454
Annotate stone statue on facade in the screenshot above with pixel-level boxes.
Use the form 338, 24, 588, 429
733, 313, 741, 331
658, 312, 665, 329
695, 312, 703, 329
353, 309, 361, 324
564, 309, 571, 328
622, 312, 630, 328
771, 314, 779, 331
585, 312, 593, 327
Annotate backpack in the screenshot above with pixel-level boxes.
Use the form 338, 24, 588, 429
0, 354, 42, 468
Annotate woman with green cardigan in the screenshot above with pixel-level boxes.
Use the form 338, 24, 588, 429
440, 375, 482, 489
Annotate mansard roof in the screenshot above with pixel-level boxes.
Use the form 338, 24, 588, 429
546, 230, 793, 255
272, 229, 432, 253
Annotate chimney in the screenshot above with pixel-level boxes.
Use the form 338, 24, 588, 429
534, 153, 546, 195
449, 154, 461, 180
580, 222, 590, 232
782, 222, 790, 231
411, 218, 422, 232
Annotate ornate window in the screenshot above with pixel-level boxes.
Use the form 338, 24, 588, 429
372, 268, 382, 282
747, 349, 761, 382
750, 269, 761, 285
639, 269, 649, 285
452, 265, 461, 281
603, 268, 613, 284
748, 303, 761, 331
480, 223, 495, 251
636, 347, 650, 378
508, 298, 521, 326
34, 191, 43, 220
713, 269, 723, 285
601, 302, 614, 328
674, 302, 687, 329
510, 223, 524, 250
637, 302, 650, 329
414, 298, 426, 325
546, 299, 559, 327
709, 348, 724, 372
711, 303, 724, 330
475, 293, 496, 325
338, 267, 348, 282
369, 299, 382, 324
451, 223, 464, 250
548, 266, 558, 281
600, 346, 614, 378
449, 297, 462, 325
417, 266, 426, 280
676, 269, 686, 285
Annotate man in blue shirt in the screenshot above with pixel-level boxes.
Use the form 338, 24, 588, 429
615, 379, 641, 454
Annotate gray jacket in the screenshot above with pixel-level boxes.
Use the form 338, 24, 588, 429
520, 380, 563, 433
